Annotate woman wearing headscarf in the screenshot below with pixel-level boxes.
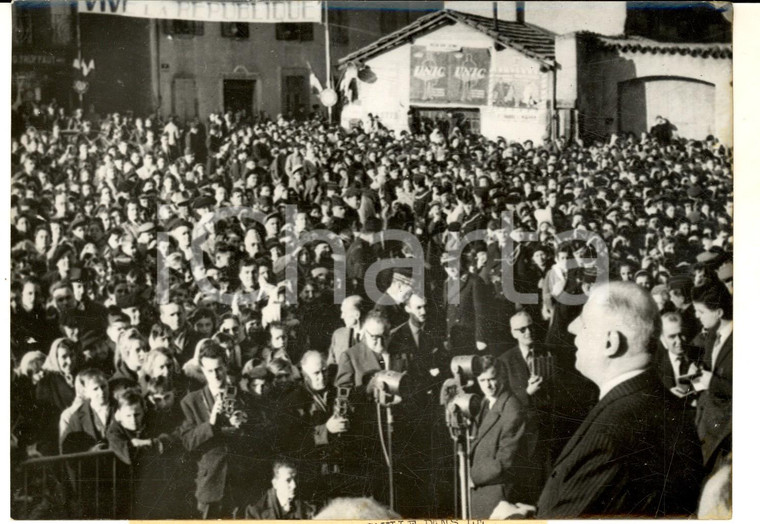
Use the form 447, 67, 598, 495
35, 338, 79, 454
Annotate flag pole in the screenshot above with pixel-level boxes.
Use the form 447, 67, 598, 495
324, 0, 332, 123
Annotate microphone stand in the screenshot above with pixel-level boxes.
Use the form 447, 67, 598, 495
449, 409, 473, 520
444, 369, 477, 520
375, 389, 397, 512
386, 401, 394, 511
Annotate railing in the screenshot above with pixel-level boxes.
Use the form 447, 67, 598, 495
14, 450, 132, 520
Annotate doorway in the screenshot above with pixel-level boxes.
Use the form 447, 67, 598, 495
223, 79, 255, 120
618, 76, 716, 140
282, 74, 308, 120
414, 107, 481, 135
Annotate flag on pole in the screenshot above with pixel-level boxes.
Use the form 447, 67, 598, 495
307, 62, 324, 94
73, 55, 95, 77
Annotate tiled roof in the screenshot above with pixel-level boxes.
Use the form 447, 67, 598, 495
338, 9, 556, 67
587, 34, 732, 59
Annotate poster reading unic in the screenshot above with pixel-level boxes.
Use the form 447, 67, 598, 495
410, 45, 490, 105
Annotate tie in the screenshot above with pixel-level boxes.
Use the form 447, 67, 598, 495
676, 355, 689, 376
526, 350, 535, 375
711, 333, 722, 370
378, 354, 386, 370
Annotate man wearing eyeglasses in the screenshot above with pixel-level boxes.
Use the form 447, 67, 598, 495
499, 311, 553, 409
335, 309, 406, 391
334, 309, 407, 503
498, 310, 555, 504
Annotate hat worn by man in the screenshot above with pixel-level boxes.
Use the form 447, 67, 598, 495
363, 217, 383, 234
69, 215, 87, 232
392, 267, 414, 287
311, 267, 330, 279
68, 265, 86, 282
168, 218, 192, 231
345, 187, 362, 198
116, 292, 142, 310
137, 222, 156, 235
193, 196, 216, 210
172, 191, 192, 206
668, 274, 692, 293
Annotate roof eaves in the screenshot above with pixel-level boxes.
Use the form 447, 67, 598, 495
338, 9, 557, 68
338, 10, 455, 66
588, 33, 731, 59
450, 13, 555, 66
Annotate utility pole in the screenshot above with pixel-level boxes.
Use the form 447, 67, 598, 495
324, 0, 332, 123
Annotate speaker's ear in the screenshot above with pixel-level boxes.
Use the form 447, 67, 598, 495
605, 329, 622, 357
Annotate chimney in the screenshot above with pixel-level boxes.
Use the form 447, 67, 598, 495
516, 0, 525, 23
493, 2, 498, 31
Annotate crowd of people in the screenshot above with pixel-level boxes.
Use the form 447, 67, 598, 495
10, 98, 733, 519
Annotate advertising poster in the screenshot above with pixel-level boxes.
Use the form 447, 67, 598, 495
490, 68, 543, 109
410, 45, 490, 105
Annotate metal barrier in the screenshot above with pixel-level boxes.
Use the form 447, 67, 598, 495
15, 449, 132, 519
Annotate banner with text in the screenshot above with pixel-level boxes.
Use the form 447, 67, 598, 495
78, 0, 323, 23
410, 45, 490, 105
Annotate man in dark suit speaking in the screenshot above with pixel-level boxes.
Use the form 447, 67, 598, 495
522, 282, 703, 519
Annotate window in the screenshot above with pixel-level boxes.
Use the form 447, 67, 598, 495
13, 7, 34, 46
50, 12, 73, 46
329, 10, 349, 45
221, 22, 249, 39
275, 23, 313, 42
163, 20, 204, 37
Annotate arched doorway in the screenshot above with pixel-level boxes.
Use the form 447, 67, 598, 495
618, 76, 716, 140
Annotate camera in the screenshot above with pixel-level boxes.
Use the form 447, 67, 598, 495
334, 386, 352, 418
219, 384, 242, 418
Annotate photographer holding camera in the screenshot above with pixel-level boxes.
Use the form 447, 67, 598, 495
281, 351, 350, 503
179, 341, 262, 519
